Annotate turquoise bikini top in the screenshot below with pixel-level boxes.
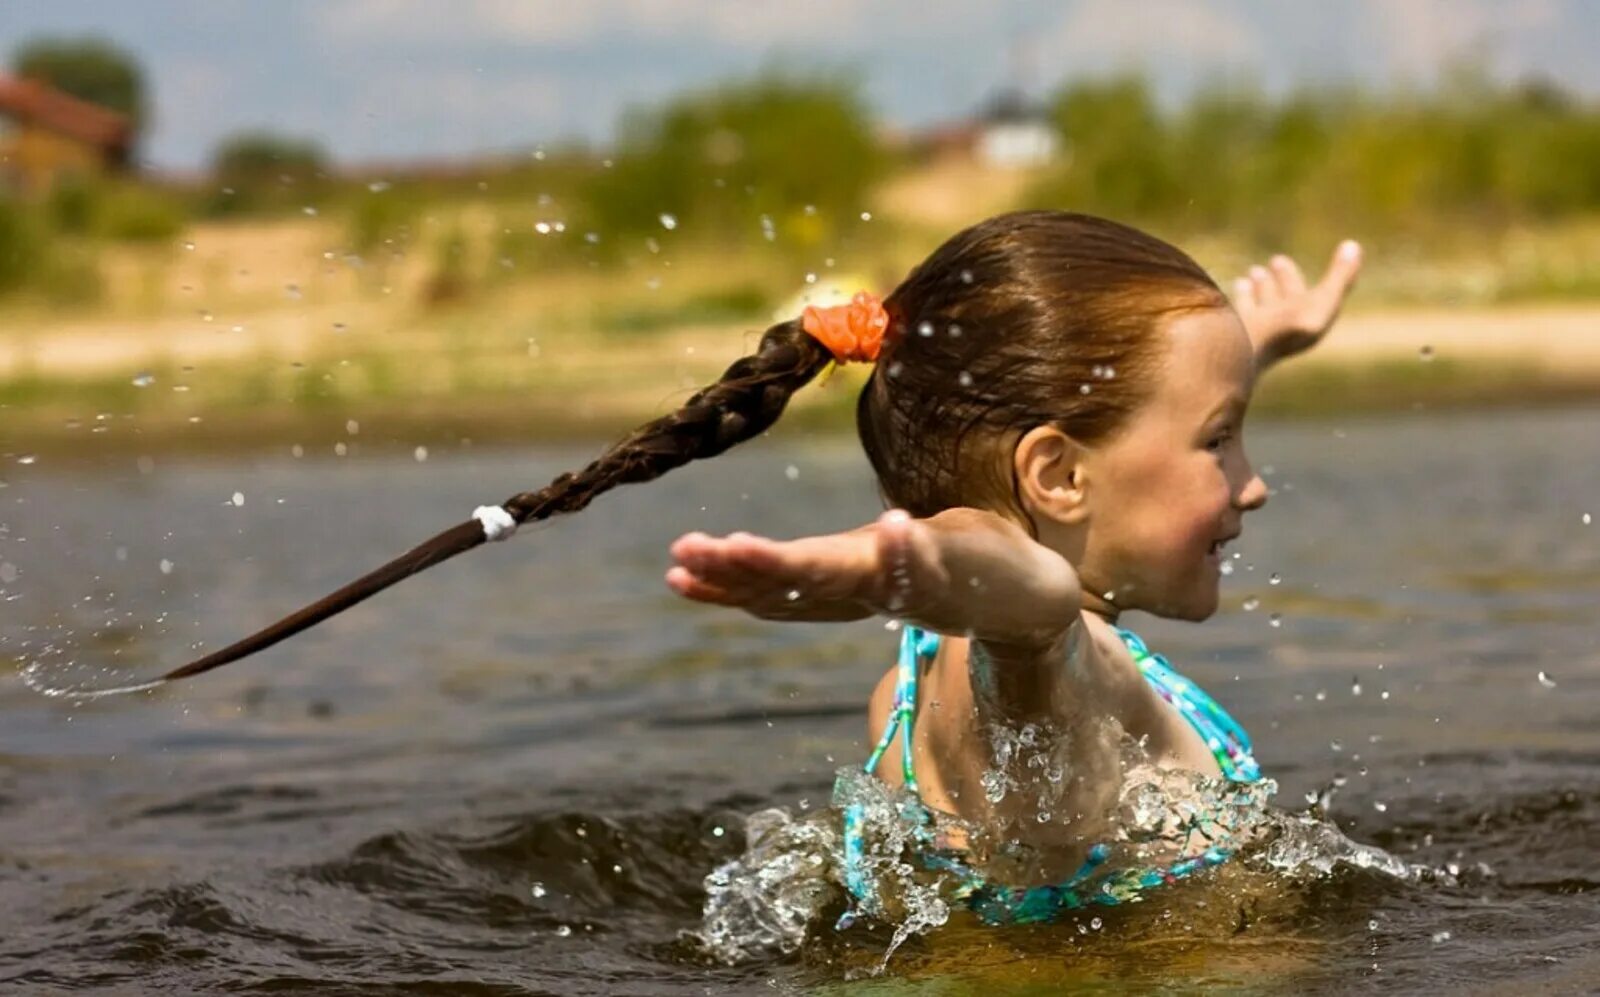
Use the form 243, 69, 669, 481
839, 623, 1262, 927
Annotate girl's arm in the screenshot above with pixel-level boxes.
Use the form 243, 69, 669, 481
667, 507, 1079, 654
1233, 239, 1364, 374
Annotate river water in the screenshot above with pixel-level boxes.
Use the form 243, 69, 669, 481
2, 407, 1598, 993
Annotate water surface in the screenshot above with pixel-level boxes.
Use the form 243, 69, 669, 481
2, 408, 1598, 993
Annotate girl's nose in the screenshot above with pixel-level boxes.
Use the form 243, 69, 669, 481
1236, 468, 1269, 511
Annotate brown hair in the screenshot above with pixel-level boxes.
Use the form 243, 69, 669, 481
148, 210, 1223, 685
862, 210, 1226, 524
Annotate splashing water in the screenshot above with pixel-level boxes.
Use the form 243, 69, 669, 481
696, 751, 1461, 971
19, 657, 168, 699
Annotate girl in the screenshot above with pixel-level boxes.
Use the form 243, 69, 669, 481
668, 211, 1362, 925
87, 210, 1359, 930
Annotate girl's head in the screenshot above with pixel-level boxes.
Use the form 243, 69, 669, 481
142, 210, 1263, 686
858, 211, 1268, 621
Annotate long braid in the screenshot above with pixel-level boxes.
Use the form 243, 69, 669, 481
158, 320, 833, 684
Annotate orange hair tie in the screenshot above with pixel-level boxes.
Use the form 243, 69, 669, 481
801, 291, 888, 364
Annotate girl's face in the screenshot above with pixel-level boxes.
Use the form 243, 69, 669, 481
1076, 306, 1268, 621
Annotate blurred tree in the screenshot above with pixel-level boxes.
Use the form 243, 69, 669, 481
12, 36, 147, 131
581, 70, 885, 252
207, 131, 329, 215
211, 131, 328, 188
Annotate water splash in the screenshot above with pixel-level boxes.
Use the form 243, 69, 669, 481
19, 658, 168, 699
696, 755, 1456, 971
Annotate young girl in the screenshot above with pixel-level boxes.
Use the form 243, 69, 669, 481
667, 211, 1361, 926
90, 209, 1359, 931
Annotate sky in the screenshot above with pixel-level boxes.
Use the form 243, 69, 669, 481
2, 0, 1598, 172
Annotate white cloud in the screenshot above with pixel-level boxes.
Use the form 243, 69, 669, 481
313, 0, 874, 49
1040, 0, 1264, 72
1360, 0, 1569, 82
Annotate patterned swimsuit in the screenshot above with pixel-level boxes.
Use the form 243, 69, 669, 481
839, 624, 1262, 927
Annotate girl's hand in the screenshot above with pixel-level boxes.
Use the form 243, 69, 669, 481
666, 507, 1080, 648
1233, 240, 1363, 371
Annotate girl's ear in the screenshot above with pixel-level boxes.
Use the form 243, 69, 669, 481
1014, 424, 1091, 527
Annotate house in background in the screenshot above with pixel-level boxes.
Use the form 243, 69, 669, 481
898, 87, 1063, 170
0, 73, 133, 196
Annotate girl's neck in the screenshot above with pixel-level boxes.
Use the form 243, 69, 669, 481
1080, 594, 1122, 627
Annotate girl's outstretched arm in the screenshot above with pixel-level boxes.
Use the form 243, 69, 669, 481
1233, 239, 1364, 373
666, 507, 1079, 653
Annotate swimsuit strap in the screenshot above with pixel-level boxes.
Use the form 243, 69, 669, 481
863, 625, 1260, 789
1115, 626, 1261, 783
861, 625, 941, 792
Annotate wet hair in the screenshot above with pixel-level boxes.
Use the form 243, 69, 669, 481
151, 210, 1225, 685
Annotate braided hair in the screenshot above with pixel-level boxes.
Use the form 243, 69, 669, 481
159, 319, 833, 683
113, 209, 1223, 689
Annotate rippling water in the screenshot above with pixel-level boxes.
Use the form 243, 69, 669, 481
3, 408, 1598, 993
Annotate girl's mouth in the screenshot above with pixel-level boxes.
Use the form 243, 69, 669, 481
1207, 533, 1239, 566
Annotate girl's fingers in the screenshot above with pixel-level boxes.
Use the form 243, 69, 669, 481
1249, 265, 1275, 304
1312, 240, 1363, 316
1232, 276, 1256, 310
665, 566, 743, 606
1269, 254, 1306, 296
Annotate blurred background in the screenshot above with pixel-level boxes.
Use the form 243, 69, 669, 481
3, 6, 1600, 991
2, 0, 1599, 457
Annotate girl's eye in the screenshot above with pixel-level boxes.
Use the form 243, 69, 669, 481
1206, 430, 1232, 453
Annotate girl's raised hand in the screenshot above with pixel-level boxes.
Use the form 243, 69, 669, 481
666, 507, 1080, 647
1233, 239, 1363, 370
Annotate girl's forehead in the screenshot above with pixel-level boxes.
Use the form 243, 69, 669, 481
1148, 308, 1255, 407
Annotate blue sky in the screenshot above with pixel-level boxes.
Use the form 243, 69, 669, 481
2, 0, 1597, 171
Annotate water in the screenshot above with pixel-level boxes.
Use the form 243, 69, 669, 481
3, 408, 1599, 993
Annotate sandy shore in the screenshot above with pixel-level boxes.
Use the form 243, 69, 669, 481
3, 303, 1599, 382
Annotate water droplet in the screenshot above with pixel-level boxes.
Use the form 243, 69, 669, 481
367, 180, 390, 193
534, 221, 552, 235
285, 283, 302, 300
711, 825, 725, 837
1419, 345, 1434, 361
413, 446, 429, 462
16, 454, 36, 465
1269, 573, 1281, 586
334, 442, 348, 457
1090, 916, 1103, 930
1079, 383, 1092, 395
346, 419, 360, 436
554, 924, 572, 937
859, 211, 873, 222
302, 205, 318, 217
1583, 513, 1593, 525
290, 444, 304, 458
884, 619, 903, 632
1269, 613, 1282, 627
1242, 596, 1260, 612
1431, 930, 1451, 943
132, 372, 155, 387
0, 562, 17, 584
1373, 800, 1388, 812
182, 240, 195, 251
760, 215, 775, 241
1537, 670, 1557, 688
785, 589, 801, 602
1035, 810, 1051, 823
1368, 919, 1379, 932
917, 321, 934, 337
531, 882, 547, 898
658, 213, 677, 230
1352, 678, 1363, 696
230, 492, 244, 507
159, 558, 175, 575
1219, 560, 1235, 577
959, 269, 974, 284
1330, 740, 1343, 752
957, 371, 973, 387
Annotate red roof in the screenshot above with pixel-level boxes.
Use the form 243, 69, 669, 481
0, 73, 132, 152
